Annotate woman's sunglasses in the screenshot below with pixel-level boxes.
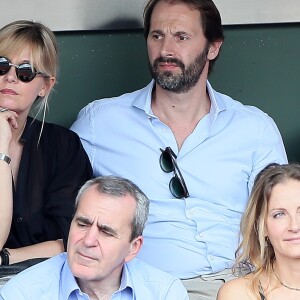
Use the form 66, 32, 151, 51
159, 147, 189, 199
0, 56, 46, 83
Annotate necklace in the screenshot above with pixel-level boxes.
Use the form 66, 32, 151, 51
273, 269, 300, 292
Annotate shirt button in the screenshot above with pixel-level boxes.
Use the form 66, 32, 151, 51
186, 211, 192, 219
195, 233, 204, 241
16, 217, 23, 223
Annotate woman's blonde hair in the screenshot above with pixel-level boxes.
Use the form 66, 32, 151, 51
0, 20, 58, 120
234, 163, 300, 298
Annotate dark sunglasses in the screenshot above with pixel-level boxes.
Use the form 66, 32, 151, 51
159, 147, 189, 199
0, 56, 46, 83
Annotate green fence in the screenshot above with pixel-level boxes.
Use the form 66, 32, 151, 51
44, 24, 300, 162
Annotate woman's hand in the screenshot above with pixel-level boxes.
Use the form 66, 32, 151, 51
0, 108, 17, 249
0, 108, 19, 151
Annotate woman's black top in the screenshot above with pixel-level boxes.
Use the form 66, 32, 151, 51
5, 116, 93, 250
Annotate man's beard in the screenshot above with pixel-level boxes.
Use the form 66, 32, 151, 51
150, 44, 209, 94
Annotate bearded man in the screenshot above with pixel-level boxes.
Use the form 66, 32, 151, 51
71, 1, 287, 299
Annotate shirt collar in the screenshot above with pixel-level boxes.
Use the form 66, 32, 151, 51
96, 265, 135, 299
132, 80, 227, 120
60, 257, 134, 300
120, 263, 134, 290
206, 80, 227, 122
60, 254, 82, 300
132, 80, 156, 118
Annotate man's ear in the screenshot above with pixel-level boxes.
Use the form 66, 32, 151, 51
207, 41, 223, 60
125, 236, 143, 263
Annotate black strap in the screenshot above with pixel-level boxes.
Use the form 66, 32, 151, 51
0, 258, 47, 277
0, 249, 10, 266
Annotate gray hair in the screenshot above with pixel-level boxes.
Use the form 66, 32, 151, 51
75, 176, 149, 241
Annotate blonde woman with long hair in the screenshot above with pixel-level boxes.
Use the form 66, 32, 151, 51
217, 163, 300, 300
0, 20, 92, 267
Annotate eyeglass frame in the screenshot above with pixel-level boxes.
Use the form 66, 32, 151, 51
159, 147, 190, 199
0, 56, 47, 83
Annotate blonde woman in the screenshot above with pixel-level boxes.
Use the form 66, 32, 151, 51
0, 20, 92, 266
217, 163, 300, 300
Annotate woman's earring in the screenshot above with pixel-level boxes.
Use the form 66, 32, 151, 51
265, 236, 269, 247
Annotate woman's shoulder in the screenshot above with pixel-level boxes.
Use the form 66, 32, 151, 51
217, 276, 254, 300
43, 121, 76, 135
41, 121, 81, 144
27, 117, 77, 139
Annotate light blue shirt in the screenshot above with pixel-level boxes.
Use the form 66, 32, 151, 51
0, 253, 188, 299
71, 80, 287, 279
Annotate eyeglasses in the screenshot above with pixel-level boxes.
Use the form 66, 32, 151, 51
0, 56, 46, 83
159, 147, 189, 199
